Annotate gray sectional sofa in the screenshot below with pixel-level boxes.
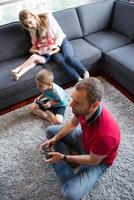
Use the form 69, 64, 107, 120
0, 0, 134, 110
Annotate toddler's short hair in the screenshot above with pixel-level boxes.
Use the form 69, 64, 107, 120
36, 69, 54, 84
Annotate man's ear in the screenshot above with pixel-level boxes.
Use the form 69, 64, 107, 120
92, 101, 100, 109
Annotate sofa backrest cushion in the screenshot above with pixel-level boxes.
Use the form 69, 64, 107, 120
77, 0, 115, 36
0, 22, 31, 63
53, 8, 83, 40
111, 0, 134, 41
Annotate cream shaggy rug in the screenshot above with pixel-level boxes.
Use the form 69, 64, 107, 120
0, 77, 134, 200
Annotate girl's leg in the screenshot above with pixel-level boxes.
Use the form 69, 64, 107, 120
12, 54, 37, 74
12, 54, 46, 80
51, 52, 80, 81
62, 39, 89, 78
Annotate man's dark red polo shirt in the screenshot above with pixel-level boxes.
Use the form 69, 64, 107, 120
79, 105, 120, 165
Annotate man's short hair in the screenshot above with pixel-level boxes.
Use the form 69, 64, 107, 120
36, 69, 54, 84
75, 77, 104, 104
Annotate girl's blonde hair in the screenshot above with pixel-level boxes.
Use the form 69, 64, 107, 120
19, 9, 48, 30
36, 69, 54, 85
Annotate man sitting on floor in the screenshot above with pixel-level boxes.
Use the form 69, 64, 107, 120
40, 77, 120, 200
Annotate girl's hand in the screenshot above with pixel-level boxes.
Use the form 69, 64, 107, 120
49, 47, 60, 55
44, 152, 64, 163
49, 44, 58, 50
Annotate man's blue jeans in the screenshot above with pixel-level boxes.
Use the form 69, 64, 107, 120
51, 38, 86, 81
46, 125, 110, 200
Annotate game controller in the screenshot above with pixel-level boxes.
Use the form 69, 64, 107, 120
36, 98, 48, 110
40, 147, 51, 159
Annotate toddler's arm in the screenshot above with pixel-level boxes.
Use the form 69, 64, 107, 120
29, 46, 39, 54
43, 100, 59, 108
34, 94, 44, 103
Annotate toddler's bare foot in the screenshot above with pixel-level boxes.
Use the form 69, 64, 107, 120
29, 103, 38, 112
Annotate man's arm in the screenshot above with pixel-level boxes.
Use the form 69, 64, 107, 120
53, 116, 79, 142
64, 151, 107, 165
40, 116, 79, 149
46, 151, 107, 165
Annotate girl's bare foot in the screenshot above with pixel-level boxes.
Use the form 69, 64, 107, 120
11, 68, 20, 75
12, 73, 20, 81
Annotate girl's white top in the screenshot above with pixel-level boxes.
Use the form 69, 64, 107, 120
29, 13, 66, 47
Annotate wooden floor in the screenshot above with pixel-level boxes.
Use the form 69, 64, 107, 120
0, 75, 133, 116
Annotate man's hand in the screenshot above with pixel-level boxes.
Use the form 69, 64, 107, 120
44, 152, 64, 163
40, 137, 56, 150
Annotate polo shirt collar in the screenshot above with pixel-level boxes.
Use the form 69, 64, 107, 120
86, 104, 102, 126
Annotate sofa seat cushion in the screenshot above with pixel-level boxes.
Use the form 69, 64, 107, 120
84, 30, 130, 53
105, 43, 134, 94
70, 38, 102, 67
0, 56, 43, 100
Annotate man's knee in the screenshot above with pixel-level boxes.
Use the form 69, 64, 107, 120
46, 125, 55, 139
46, 125, 63, 139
